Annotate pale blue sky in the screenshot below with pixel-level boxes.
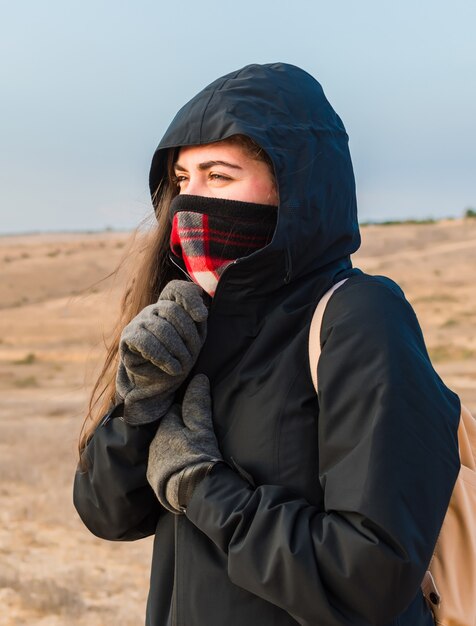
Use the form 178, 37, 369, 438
1, 0, 475, 233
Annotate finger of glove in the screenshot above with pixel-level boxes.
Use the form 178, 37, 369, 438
148, 405, 187, 460
122, 318, 192, 376
115, 361, 134, 398
129, 300, 203, 360
119, 336, 170, 375
122, 366, 176, 399
123, 392, 174, 425
181, 374, 213, 433
159, 280, 209, 323
154, 402, 184, 436
121, 337, 181, 378
150, 300, 204, 359
147, 404, 184, 497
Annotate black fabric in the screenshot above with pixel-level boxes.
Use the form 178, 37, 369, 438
169, 194, 278, 222
169, 195, 277, 289
73, 414, 159, 541
186, 274, 460, 626
73, 63, 460, 626
150, 62, 361, 301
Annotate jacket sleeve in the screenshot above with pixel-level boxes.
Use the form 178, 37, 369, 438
185, 277, 461, 625
73, 404, 162, 541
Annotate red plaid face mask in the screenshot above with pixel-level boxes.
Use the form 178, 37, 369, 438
169, 195, 277, 296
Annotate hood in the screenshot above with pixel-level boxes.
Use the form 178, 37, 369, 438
149, 62, 361, 300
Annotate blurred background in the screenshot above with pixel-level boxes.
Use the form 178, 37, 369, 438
1, 0, 475, 234
0, 1, 475, 624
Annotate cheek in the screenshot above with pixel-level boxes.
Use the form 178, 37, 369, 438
234, 178, 278, 205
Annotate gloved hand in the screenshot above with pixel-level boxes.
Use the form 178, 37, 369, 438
146, 374, 223, 513
116, 280, 209, 425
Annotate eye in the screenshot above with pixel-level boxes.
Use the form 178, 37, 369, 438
209, 173, 231, 182
171, 174, 188, 187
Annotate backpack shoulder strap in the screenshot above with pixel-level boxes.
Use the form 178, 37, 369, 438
309, 278, 349, 394
459, 403, 476, 470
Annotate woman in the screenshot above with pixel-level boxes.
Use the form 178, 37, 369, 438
74, 63, 461, 626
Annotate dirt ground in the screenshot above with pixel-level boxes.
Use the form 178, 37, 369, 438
0, 220, 475, 625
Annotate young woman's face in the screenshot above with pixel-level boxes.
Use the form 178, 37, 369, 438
173, 142, 278, 205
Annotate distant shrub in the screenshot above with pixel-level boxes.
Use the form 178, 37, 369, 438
464, 208, 476, 219
360, 218, 438, 226
413, 293, 457, 304
13, 352, 36, 365
429, 345, 474, 363
440, 318, 458, 328
19, 578, 85, 615
14, 376, 38, 388
381, 218, 436, 226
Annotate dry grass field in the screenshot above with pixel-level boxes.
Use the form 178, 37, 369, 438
0, 220, 475, 625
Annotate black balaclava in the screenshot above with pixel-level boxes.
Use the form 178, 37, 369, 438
169, 195, 277, 296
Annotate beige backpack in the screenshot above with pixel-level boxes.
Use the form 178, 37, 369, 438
309, 279, 476, 626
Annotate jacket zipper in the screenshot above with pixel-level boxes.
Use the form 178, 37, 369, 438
208, 259, 239, 312
169, 253, 193, 281
172, 514, 179, 626
168, 252, 240, 314
166, 255, 240, 626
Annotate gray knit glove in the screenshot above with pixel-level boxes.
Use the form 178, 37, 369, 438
146, 374, 223, 513
116, 280, 209, 425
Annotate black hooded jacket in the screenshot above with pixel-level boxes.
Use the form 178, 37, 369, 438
73, 63, 461, 626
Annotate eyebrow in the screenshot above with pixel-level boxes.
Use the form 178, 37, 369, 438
174, 160, 243, 172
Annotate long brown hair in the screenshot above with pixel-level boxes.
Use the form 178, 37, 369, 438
78, 134, 275, 458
